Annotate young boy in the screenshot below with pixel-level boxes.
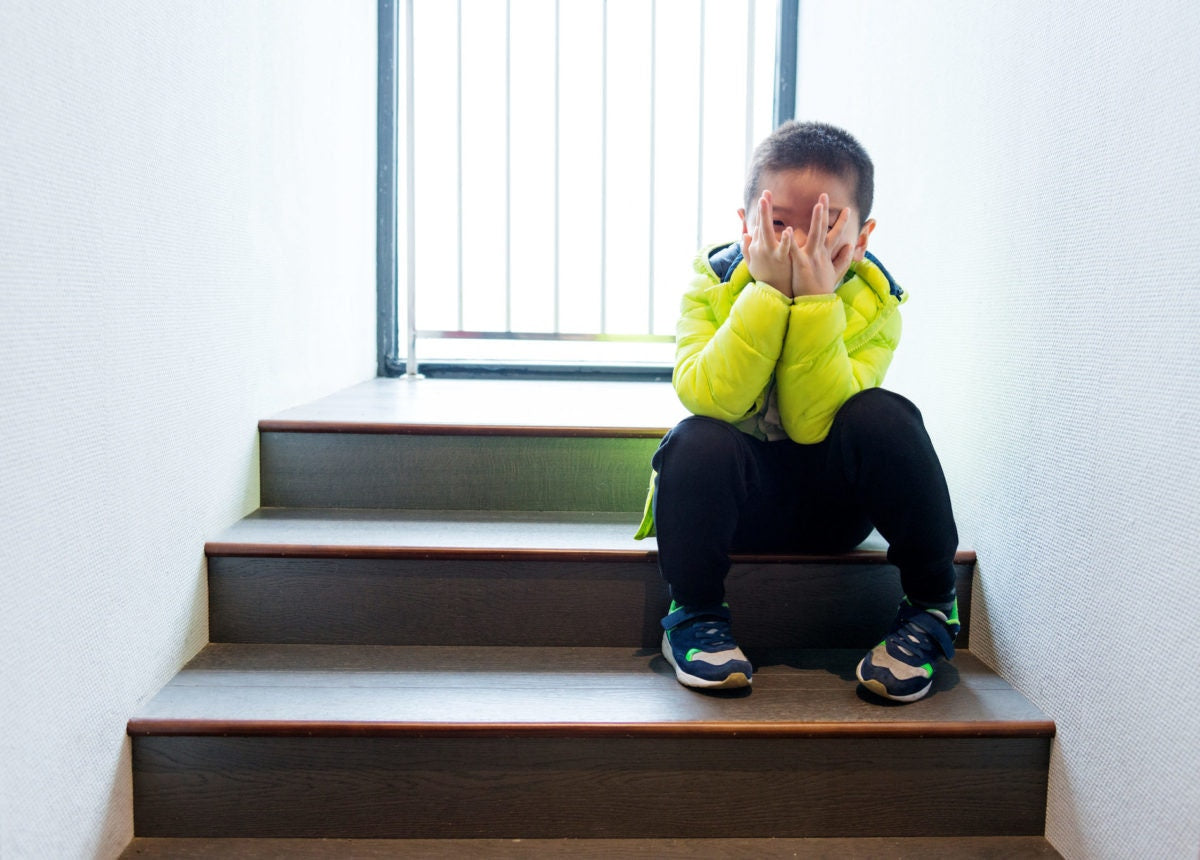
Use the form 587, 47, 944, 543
635, 121, 960, 703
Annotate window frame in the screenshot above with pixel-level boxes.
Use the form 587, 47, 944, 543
376, 0, 800, 380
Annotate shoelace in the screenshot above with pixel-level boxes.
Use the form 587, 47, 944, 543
889, 612, 953, 660
892, 621, 933, 658
686, 619, 737, 651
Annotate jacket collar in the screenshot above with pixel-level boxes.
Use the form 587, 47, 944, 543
708, 242, 744, 283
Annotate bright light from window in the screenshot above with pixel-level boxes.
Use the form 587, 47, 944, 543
397, 0, 781, 368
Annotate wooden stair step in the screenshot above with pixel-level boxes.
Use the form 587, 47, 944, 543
257, 379, 684, 513
208, 506, 976, 565
205, 508, 976, 648
121, 835, 1062, 858
129, 644, 1052, 840
129, 644, 1052, 736
259, 377, 690, 435
207, 507, 654, 559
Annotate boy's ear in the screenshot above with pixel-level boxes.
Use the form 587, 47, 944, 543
737, 208, 749, 235
853, 218, 876, 260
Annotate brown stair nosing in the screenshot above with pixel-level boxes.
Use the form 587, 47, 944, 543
127, 645, 1053, 741
122, 835, 1063, 858
204, 542, 976, 565
260, 419, 671, 439
127, 716, 1054, 740
204, 542, 658, 562
204, 509, 976, 565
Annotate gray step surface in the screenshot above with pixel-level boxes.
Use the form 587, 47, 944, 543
129, 644, 1052, 840
129, 644, 1050, 734
206, 508, 975, 648
121, 836, 1062, 858
262, 377, 691, 434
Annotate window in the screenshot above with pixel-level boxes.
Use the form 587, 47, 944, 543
379, 0, 798, 377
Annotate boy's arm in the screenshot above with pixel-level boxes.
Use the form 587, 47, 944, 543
672, 260, 791, 423
775, 273, 902, 443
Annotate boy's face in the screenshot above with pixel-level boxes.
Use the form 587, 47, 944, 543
739, 167, 875, 275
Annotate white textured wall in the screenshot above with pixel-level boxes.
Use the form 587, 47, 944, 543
793, 2, 1200, 858
0, 2, 377, 857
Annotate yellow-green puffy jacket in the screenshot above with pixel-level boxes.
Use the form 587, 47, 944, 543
633, 242, 905, 539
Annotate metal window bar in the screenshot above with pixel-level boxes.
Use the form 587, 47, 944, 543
553, 0, 561, 334
455, 0, 464, 332
695, 0, 706, 253
403, 0, 418, 377
647, 0, 656, 335
504, 0, 513, 333
376, 0, 398, 376
745, 0, 756, 167
599, 0, 608, 336
391, 0, 796, 377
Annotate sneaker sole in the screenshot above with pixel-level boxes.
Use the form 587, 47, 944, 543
661, 633, 752, 690
855, 660, 932, 703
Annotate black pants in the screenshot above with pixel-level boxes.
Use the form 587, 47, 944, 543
651, 388, 959, 608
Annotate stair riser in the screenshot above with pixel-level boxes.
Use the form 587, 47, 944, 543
260, 433, 660, 512
133, 735, 1048, 839
209, 558, 974, 648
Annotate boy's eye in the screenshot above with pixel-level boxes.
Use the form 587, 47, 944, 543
772, 220, 786, 229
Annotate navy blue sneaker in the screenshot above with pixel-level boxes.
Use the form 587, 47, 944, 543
660, 601, 752, 690
856, 598, 959, 703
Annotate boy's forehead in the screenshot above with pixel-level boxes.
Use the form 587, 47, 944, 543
753, 167, 859, 216
759, 167, 853, 198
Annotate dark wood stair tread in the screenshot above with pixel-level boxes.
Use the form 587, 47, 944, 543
208, 508, 653, 559
129, 644, 1053, 739
260, 377, 689, 437
121, 835, 1062, 858
207, 507, 976, 564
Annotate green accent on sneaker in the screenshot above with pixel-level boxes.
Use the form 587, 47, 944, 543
904, 595, 960, 625
670, 600, 732, 611
921, 662, 933, 675
685, 648, 701, 661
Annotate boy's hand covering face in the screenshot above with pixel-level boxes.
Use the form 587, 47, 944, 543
790, 193, 854, 297
741, 190, 795, 298
738, 167, 873, 299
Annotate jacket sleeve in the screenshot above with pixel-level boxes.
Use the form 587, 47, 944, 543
775, 275, 902, 444
672, 265, 792, 423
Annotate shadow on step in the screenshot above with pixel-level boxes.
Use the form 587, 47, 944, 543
634, 646, 962, 704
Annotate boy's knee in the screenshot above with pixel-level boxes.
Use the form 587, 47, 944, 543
833, 388, 925, 443
653, 415, 745, 471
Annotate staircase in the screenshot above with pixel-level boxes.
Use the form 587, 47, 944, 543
122, 378, 1058, 858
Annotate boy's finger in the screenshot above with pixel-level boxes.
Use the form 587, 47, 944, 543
826, 207, 851, 249
758, 194, 778, 250
806, 196, 825, 252
831, 241, 852, 270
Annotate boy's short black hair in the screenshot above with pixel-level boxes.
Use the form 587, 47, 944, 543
744, 121, 874, 222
